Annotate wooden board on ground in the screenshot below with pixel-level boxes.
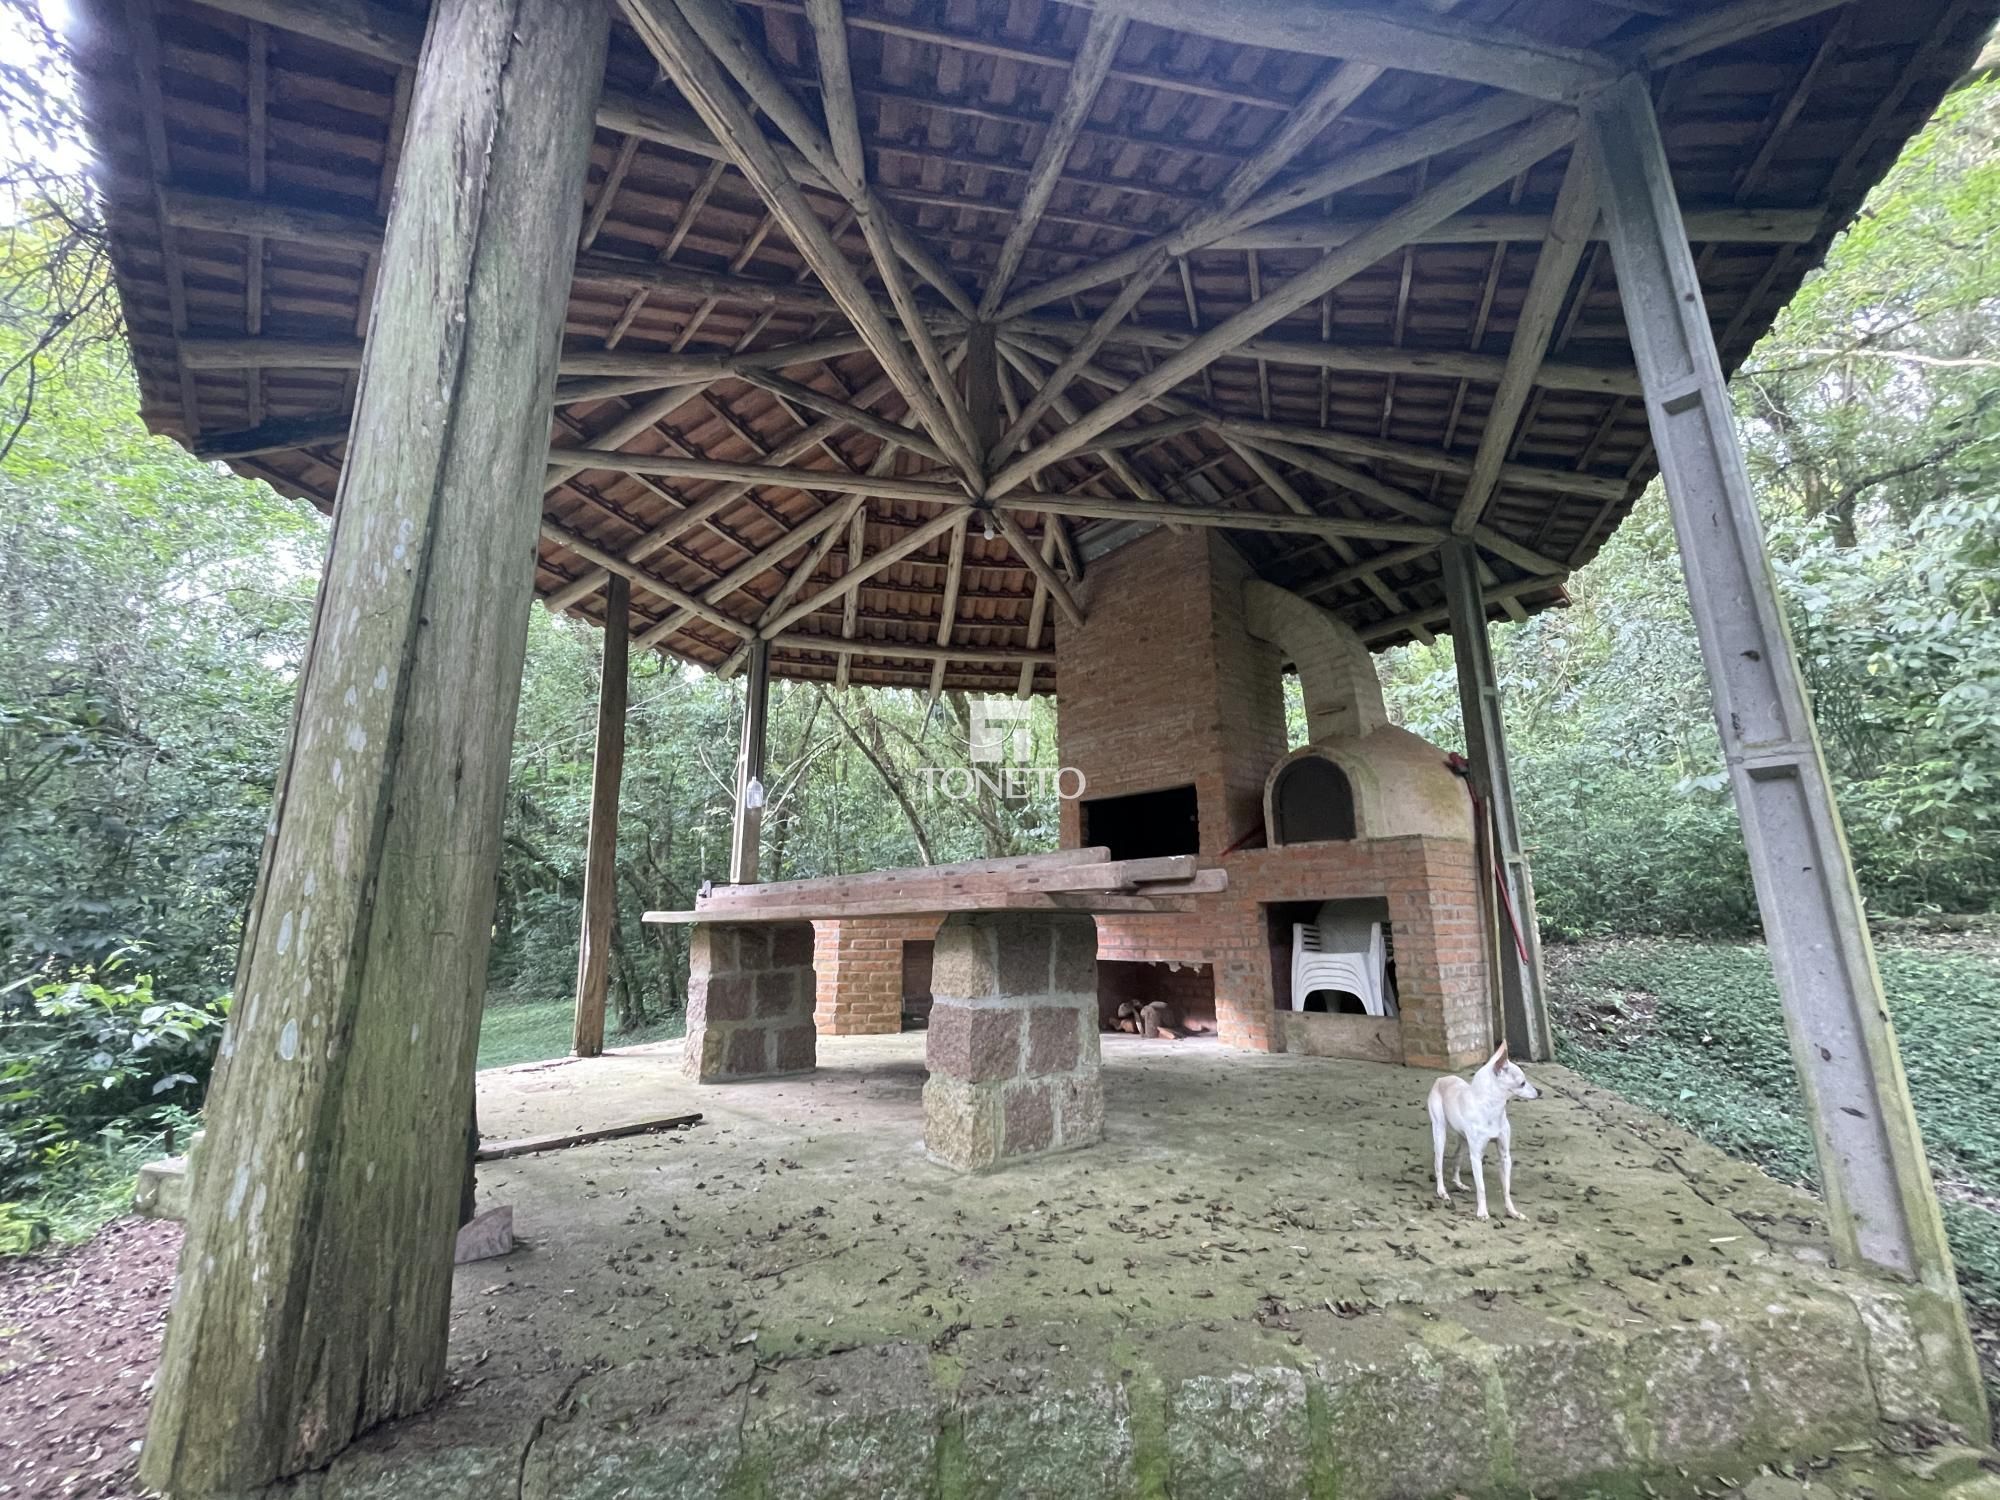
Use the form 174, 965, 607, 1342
475, 1111, 703, 1161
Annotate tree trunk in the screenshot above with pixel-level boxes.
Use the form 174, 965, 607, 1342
139, 2, 608, 1491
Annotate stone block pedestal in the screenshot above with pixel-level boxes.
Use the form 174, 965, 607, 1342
683, 922, 818, 1082
923, 911, 1103, 1170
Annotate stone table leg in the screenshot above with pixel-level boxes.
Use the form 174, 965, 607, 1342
683, 921, 818, 1082
924, 911, 1103, 1170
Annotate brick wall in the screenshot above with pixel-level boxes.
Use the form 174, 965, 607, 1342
1096, 958, 1215, 1027
1053, 530, 1493, 1072
812, 914, 943, 1035
1056, 529, 1284, 858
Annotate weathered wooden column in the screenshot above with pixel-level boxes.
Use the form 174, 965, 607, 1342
1587, 74, 1982, 1419
729, 637, 770, 884
140, 1, 609, 1491
573, 573, 631, 1058
1440, 538, 1552, 1061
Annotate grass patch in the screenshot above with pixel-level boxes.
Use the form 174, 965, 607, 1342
0, 1126, 182, 1254
477, 994, 683, 1071
1549, 930, 2000, 1400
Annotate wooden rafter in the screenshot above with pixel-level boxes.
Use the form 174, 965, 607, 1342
1450, 138, 1602, 533
1057, 0, 1618, 102
545, 369, 908, 612
988, 111, 1580, 497
96, 0, 1977, 700
977, 9, 1129, 318
996, 90, 1543, 320
621, 0, 982, 481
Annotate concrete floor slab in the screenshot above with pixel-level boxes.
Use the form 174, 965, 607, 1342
264, 1036, 1980, 1499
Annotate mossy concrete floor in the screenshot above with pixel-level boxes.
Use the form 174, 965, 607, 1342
266, 1036, 1989, 1499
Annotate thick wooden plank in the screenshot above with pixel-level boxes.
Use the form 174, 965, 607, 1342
647, 883, 1216, 923
706, 847, 1111, 898
693, 854, 1202, 912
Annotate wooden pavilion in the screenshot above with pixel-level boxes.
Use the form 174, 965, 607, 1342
67, 0, 1994, 1490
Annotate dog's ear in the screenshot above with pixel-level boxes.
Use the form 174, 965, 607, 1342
1488, 1042, 1509, 1071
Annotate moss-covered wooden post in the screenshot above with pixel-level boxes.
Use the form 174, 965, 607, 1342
573, 573, 631, 1058
139, 0, 609, 1491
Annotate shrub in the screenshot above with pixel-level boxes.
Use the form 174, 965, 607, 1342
0, 956, 225, 1200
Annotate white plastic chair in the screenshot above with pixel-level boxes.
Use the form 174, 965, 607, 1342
1290, 901, 1394, 1016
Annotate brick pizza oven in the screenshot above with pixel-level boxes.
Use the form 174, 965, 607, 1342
1056, 530, 1494, 1070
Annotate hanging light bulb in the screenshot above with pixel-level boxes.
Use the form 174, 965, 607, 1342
981, 511, 996, 542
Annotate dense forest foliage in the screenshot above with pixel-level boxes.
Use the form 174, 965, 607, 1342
1, 53, 1996, 1236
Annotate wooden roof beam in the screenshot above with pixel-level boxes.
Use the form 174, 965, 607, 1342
770, 636, 1055, 666
993, 251, 1171, 463
539, 518, 756, 638
995, 340, 1181, 527
709, 482, 879, 676
1007, 315, 1641, 397
996, 90, 1542, 320
546, 383, 715, 493
998, 490, 1445, 544
618, 488, 858, 646
1210, 415, 1627, 503
1228, 431, 1569, 577
1361, 575, 1562, 645
179, 332, 888, 388
1451, 139, 1602, 533
548, 449, 963, 503
978, 9, 1129, 318
1623, 0, 1856, 72
989, 510, 1086, 629
739, 369, 949, 465
545, 370, 908, 613
1059, 0, 1618, 103
1216, 203, 1822, 253
650, 0, 982, 476
183, 0, 422, 68
760, 509, 965, 639
988, 110, 1580, 498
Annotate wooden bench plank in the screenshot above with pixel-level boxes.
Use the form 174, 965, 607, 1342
643, 878, 1221, 925
698, 847, 1112, 907
691, 854, 1201, 914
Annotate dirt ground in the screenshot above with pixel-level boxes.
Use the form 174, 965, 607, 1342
0, 1215, 181, 1499
3, 1035, 1995, 1499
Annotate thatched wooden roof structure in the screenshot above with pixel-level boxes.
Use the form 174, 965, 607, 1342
71, 0, 1996, 694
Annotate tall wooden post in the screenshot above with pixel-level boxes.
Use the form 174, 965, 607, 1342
729, 638, 770, 884
573, 574, 631, 1058
1440, 537, 1552, 1061
1587, 74, 1982, 1421
139, 1, 609, 1491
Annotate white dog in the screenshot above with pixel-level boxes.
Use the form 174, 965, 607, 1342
1427, 1043, 1539, 1220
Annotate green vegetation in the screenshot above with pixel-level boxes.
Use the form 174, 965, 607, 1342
1549, 931, 2000, 1318
0, 30, 1994, 1400
475, 994, 683, 1073
1382, 80, 2000, 936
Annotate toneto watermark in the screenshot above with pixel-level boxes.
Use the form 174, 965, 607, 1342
917, 700, 1087, 801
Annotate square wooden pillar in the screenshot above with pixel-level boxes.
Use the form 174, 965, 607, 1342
1440, 538, 1552, 1061
573, 573, 631, 1058
139, 2, 609, 1491
1588, 72, 1982, 1428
